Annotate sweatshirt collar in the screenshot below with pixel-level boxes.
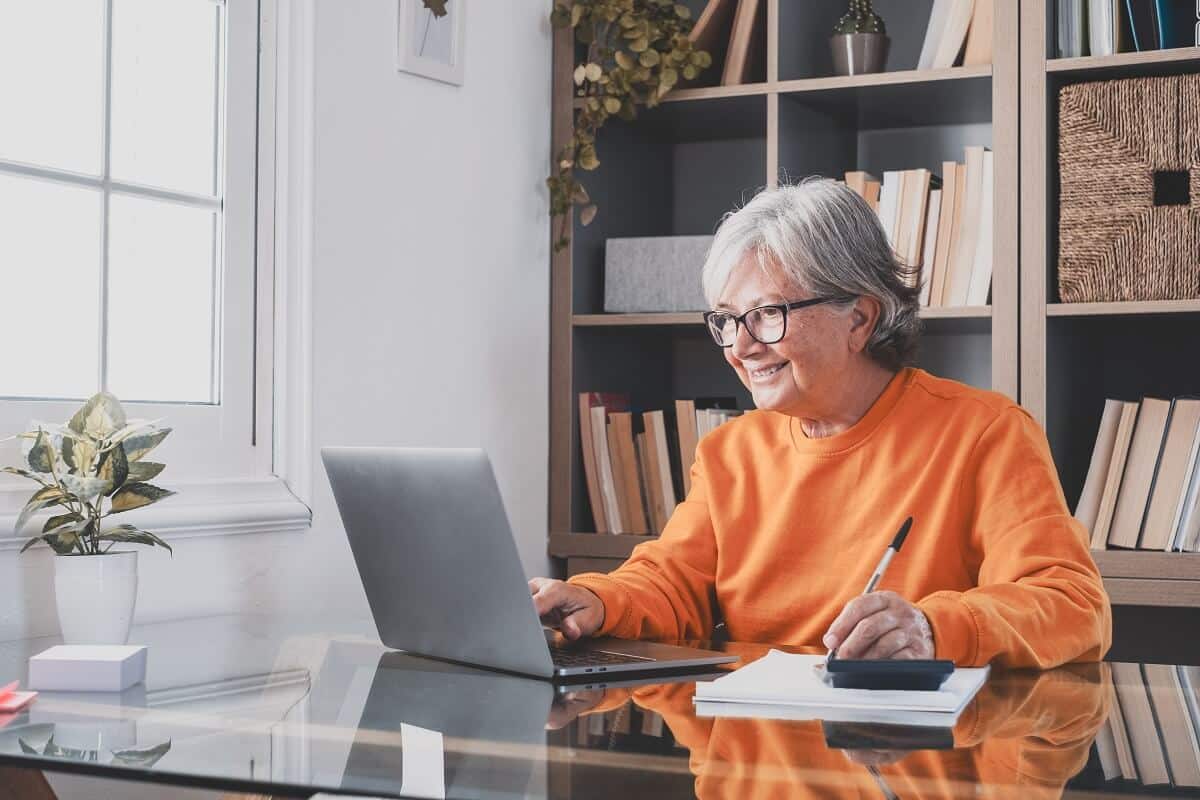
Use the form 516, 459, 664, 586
781, 367, 916, 456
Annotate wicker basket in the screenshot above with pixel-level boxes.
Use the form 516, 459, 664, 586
1057, 74, 1200, 303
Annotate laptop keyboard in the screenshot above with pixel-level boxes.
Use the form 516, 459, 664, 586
548, 645, 655, 668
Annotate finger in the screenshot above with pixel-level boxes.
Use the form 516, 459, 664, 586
887, 646, 923, 661
858, 626, 911, 660
824, 593, 895, 651
532, 583, 565, 619
837, 610, 901, 659
529, 577, 553, 596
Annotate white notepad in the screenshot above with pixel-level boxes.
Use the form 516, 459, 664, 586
693, 651, 988, 720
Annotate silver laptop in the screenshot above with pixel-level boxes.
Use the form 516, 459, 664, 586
322, 446, 736, 680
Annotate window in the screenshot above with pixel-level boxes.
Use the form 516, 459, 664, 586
0, 1, 308, 532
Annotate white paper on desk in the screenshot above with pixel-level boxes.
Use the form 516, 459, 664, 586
693, 651, 988, 716
695, 699, 962, 728
399, 723, 446, 800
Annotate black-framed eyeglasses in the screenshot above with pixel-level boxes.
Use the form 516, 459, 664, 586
702, 296, 854, 348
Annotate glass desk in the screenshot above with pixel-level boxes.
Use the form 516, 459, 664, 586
0, 614, 1195, 799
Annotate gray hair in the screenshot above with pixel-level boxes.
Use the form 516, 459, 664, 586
700, 177, 922, 371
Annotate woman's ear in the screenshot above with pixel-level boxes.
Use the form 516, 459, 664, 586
847, 296, 882, 353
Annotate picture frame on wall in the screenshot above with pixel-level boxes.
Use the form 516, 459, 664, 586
396, 0, 466, 86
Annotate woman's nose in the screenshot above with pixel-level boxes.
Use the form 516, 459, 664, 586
730, 321, 765, 360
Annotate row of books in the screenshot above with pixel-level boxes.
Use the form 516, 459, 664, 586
918, 0, 994, 70
579, 393, 740, 535
1096, 663, 1200, 786
842, 145, 994, 308
1057, 0, 1197, 59
1077, 396, 1200, 551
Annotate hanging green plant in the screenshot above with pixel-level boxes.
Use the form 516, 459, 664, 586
547, 1, 713, 252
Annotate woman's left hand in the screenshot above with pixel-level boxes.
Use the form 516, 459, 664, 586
822, 590, 935, 659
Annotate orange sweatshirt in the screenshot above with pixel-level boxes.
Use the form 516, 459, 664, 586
569, 368, 1112, 668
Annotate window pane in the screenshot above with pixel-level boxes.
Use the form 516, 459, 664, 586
0, 175, 102, 399
110, 0, 219, 195
107, 194, 216, 403
0, 1, 105, 174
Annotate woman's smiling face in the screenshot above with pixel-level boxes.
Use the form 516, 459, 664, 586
715, 252, 852, 415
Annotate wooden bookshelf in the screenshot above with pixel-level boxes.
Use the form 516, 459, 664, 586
1020, 7, 1200, 608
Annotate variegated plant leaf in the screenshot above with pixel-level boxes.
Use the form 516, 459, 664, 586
97, 443, 129, 495
126, 461, 165, 483
44, 511, 83, 534
99, 419, 163, 450
99, 524, 172, 554
59, 473, 112, 501
62, 435, 98, 475
20, 529, 80, 554
109, 482, 175, 513
122, 428, 171, 462
68, 392, 126, 440
2, 466, 47, 484
26, 429, 56, 474
14, 491, 69, 534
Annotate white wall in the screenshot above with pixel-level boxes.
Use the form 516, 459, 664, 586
0, 0, 553, 641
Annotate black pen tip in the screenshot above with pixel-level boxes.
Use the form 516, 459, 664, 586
891, 517, 913, 551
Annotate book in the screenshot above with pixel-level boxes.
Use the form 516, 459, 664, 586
933, 0, 977, 68
1094, 401, 1141, 547
919, 188, 942, 306
1108, 397, 1172, 549
864, 178, 881, 212
944, 146, 986, 306
610, 412, 650, 535
1057, 0, 1088, 57
962, 0, 994, 65
1112, 662, 1170, 785
579, 393, 625, 533
966, 149, 994, 306
1089, 0, 1126, 55
1156, 0, 1197, 48
877, 170, 903, 248
1144, 663, 1200, 786
634, 430, 664, 535
1107, 672, 1141, 780
844, 170, 879, 200
899, 169, 935, 276
644, 410, 679, 517
929, 161, 959, 308
686, 0, 737, 86
1094, 716, 1122, 780
675, 399, 699, 496
591, 405, 625, 533
1142, 398, 1200, 550
694, 651, 989, 721
1077, 399, 1128, 543
1125, 0, 1161, 51
1177, 437, 1200, 552
918, 0, 956, 70
721, 0, 764, 86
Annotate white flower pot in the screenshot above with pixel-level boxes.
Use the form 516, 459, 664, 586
53, 551, 138, 645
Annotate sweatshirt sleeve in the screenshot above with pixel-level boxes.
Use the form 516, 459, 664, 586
567, 442, 719, 640
917, 406, 1112, 668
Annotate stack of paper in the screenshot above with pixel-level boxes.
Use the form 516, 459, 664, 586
694, 651, 989, 727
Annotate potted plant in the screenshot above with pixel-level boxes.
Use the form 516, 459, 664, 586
830, 0, 889, 76
5, 392, 175, 645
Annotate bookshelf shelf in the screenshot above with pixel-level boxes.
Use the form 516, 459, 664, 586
1046, 46, 1200, 76
550, 532, 645, 560
572, 307, 991, 328
1046, 300, 1200, 317
775, 64, 991, 94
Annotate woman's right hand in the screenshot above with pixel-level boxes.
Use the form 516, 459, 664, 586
529, 577, 605, 640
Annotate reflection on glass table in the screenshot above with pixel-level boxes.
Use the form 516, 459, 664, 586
0, 615, 1197, 799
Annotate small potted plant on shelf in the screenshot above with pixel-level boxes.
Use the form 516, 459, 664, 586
830, 0, 889, 76
5, 392, 175, 645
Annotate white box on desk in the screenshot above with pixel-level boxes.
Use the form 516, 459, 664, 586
28, 645, 148, 692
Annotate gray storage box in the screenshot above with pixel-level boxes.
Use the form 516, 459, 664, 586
603, 235, 713, 313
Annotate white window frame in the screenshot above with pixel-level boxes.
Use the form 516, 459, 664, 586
0, 0, 314, 549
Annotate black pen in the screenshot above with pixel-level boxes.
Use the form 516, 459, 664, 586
825, 516, 913, 665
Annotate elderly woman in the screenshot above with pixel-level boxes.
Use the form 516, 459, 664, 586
531, 179, 1111, 668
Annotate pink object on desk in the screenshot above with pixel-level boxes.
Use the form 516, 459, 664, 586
0, 679, 38, 717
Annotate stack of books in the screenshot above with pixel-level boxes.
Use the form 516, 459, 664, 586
1095, 663, 1200, 787
843, 145, 994, 308
579, 393, 740, 535
917, 0, 994, 70
1077, 397, 1200, 551
1056, 0, 1197, 59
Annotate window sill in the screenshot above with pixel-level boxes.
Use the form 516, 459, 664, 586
0, 476, 312, 553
